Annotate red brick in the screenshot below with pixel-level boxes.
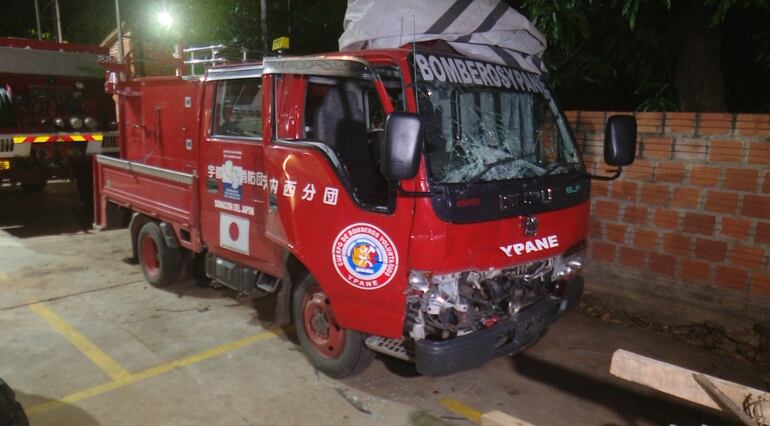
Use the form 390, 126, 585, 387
653, 208, 681, 230
605, 223, 629, 244
648, 253, 677, 277
623, 205, 649, 225
688, 165, 721, 187
673, 138, 707, 161
565, 111, 579, 122
723, 168, 759, 192
764, 171, 770, 194
591, 241, 616, 262
683, 212, 716, 235
619, 247, 647, 269
709, 140, 744, 162
752, 271, 770, 297
578, 111, 607, 132
592, 200, 620, 221
714, 266, 749, 290
589, 219, 603, 238
665, 112, 696, 135
633, 228, 660, 251
656, 161, 686, 183
742, 194, 770, 219
592, 180, 610, 198
610, 181, 638, 202
704, 191, 740, 214
670, 187, 701, 209
635, 112, 664, 133
679, 259, 712, 283
641, 184, 671, 205
757, 222, 770, 245
623, 159, 654, 181
729, 244, 766, 270
720, 217, 751, 240
643, 136, 673, 159
698, 113, 734, 136
736, 114, 770, 137
747, 142, 770, 165
663, 233, 693, 256
694, 238, 728, 262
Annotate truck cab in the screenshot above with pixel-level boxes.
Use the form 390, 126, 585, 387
95, 46, 635, 377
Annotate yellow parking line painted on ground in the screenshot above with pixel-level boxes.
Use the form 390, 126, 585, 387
26, 327, 284, 417
28, 303, 131, 381
440, 398, 483, 424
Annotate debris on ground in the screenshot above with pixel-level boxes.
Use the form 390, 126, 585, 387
580, 296, 770, 383
335, 386, 373, 415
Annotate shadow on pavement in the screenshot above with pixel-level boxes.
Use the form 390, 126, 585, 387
14, 390, 99, 426
510, 353, 740, 426
0, 182, 92, 239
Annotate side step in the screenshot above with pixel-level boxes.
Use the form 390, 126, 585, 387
364, 336, 413, 361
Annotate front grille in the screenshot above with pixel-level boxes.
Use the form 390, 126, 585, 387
102, 135, 119, 148
0, 138, 13, 153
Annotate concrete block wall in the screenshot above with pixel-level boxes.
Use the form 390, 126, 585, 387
566, 111, 770, 325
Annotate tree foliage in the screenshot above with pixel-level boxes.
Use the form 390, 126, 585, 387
517, 0, 770, 111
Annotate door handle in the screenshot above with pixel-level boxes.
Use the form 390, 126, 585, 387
206, 178, 218, 192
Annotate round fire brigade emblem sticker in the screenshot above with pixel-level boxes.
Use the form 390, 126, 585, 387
332, 223, 398, 290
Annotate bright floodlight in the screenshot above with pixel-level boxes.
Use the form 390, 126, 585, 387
158, 10, 173, 30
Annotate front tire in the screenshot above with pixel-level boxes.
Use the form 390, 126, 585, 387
137, 222, 181, 287
292, 275, 373, 378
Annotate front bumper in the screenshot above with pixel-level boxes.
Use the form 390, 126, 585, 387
414, 276, 583, 376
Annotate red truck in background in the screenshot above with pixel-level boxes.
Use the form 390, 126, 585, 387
93, 44, 637, 377
0, 37, 118, 198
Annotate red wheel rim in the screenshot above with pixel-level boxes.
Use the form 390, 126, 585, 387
140, 234, 160, 277
302, 288, 345, 359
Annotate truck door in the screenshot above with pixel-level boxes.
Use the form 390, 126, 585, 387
262, 64, 415, 338
198, 69, 283, 278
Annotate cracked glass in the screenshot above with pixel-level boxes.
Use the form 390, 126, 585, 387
417, 79, 582, 184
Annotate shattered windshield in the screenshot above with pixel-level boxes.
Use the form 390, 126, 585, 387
413, 53, 582, 184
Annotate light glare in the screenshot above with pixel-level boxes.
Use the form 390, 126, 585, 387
158, 10, 173, 30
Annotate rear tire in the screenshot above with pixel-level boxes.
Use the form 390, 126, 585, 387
137, 222, 181, 287
292, 275, 374, 378
0, 379, 29, 426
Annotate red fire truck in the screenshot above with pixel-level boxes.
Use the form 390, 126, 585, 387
93, 39, 637, 377
0, 37, 118, 196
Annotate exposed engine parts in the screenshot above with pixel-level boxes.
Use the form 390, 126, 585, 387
406, 247, 584, 342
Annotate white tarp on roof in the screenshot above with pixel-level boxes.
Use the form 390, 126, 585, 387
339, 0, 547, 74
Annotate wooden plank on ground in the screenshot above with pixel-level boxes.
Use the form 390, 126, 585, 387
481, 410, 535, 426
610, 349, 768, 411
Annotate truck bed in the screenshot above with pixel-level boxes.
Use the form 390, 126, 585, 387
93, 155, 198, 235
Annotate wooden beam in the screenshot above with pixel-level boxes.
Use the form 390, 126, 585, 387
610, 349, 768, 414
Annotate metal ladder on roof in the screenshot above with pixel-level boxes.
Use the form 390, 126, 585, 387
181, 45, 253, 76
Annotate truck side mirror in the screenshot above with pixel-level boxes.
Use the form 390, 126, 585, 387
381, 112, 422, 181
604, 115, 637, 166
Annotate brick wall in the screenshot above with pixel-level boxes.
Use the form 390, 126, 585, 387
566, 111, 770, 326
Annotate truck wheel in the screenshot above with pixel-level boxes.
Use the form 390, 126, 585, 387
292, 275, 374, 378
0, 379, 29, 426
137, 222, 181, 287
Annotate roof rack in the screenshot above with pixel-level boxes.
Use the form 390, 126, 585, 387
182, 45, 255, 76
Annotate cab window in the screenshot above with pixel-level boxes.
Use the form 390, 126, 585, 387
302, 76, 402, 209
212, 78, 263, 138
